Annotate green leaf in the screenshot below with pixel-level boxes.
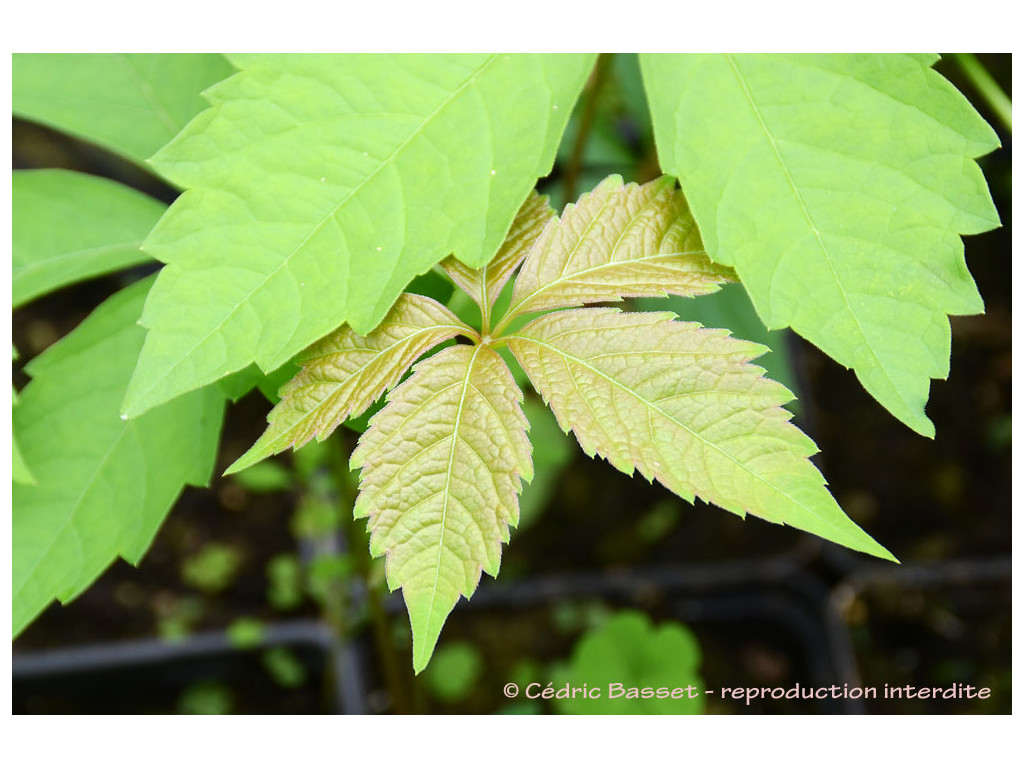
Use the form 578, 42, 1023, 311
641, 53, 1000, 436
421, 641, 484, 703
351, 344, 533, 672
262, 647, 308, 689
501, 175, 735, 327
265, 553, 304, 610
226, 617, 266, 649
555, 610, 704, 715
227, 293, 475, 474
181, 542, 243, 594
441, 192, 556, 326
214, 364, 266, 403
121, 53, 597, 419
12, 277, 225, 636
13, 170, 164, 307
12, 431, 35, 486
13, 53, 235, 168
508, 308, 894, 561
177, 681, 233, 714
215, 360, 304, 406
258, 361, 304, 405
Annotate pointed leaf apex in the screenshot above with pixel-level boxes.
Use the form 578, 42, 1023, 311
353, 343, 532, 671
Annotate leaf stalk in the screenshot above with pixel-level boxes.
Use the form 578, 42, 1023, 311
563, 53, 615, 206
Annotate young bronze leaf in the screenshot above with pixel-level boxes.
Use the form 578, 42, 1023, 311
502, 175, 735, 325
508, 309, 894, 561
441, 192, 556, 323
350, 344, 533, 672
227, 294, 475, 473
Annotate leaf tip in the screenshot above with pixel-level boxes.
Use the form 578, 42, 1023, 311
119, 384, 154, 422
861, 538, 900, 564
408, 596, 449, 675
412, 648, 431, 676
906, 411, 936, 440
223, 456, 251, 477
827, 517, 899, 564
224, 432, 274, 475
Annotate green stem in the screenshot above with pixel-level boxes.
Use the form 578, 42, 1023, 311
488, 308, 521, 341
562, 53, 614, 206
952, 53, 1012, 135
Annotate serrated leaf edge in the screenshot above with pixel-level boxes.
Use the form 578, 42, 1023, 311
508, 309, 895, 562
350, 342, 533, 671
227, 295, 476, 474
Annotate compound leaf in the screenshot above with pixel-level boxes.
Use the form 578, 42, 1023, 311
13, 53, 235, 169
441, 192, 556, 322
641, 53, 1001, 436
508, 308, 894, 561
228, 293, 475, 473
350, 344, 533, 672
502, 175, 735, 325
12, 277, 225, 636
13, 170, 165, 307
556, 610, 704, 715
121, 53, 596, 419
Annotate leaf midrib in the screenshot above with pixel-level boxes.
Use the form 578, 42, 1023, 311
425, 345, 483, 637
507, 183, 619, 319
504, 250, 709, 326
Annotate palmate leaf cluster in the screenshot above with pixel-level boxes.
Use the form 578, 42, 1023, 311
11, 54, 1001, 672
228, 176, 895, 670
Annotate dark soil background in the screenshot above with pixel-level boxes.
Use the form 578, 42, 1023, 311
12, 54, 1011, 714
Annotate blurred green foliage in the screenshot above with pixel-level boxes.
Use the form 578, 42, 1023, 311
181, 542, 243, 594
422, 640, 484, 703
554, 610, 704, 715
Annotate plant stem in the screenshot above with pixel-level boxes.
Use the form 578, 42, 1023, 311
361, 557, 411, 713
562, 53, 614, 206
327, 435, 413, 714
952, 53, 1012, 135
